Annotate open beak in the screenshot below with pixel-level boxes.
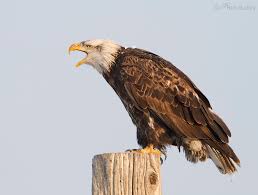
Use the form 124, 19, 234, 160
68, 43, 88, 67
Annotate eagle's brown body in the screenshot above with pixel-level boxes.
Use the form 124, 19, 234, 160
103, 47, 240, 174
69, 39, 240, 174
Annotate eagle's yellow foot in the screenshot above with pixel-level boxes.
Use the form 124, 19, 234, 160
126, 145, 161, 155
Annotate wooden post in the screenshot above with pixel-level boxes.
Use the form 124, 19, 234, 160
92, 152, 162, 195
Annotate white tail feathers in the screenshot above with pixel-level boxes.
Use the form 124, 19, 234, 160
206, 145, 238, 174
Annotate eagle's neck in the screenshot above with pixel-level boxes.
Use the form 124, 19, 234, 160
102, 47, 125, 88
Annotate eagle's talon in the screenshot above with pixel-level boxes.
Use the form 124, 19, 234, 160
160, 157, 164, 164
125, 149, 138, 152
125, 145, 161, 155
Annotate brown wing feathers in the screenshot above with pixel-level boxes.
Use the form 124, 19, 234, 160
120, 48, 239, 168
122, 55, 229, 142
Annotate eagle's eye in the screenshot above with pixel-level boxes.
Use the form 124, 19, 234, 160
81, 42, 91, 48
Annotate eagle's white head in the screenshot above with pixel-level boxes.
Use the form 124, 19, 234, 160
69, 39, 122, 73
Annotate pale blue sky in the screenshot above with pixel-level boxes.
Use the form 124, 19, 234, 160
0, 0, 257, 194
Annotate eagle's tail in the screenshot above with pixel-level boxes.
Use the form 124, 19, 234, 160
206, 145, 240, 174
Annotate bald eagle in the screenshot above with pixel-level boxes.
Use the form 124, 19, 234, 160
69, 39, 240, 174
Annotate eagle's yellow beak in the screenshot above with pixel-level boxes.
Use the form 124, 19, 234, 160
68, 43, 87, 67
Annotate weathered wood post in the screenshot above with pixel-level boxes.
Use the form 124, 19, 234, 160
92, 152, 162, 195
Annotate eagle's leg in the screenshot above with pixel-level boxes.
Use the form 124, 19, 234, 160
126, 144, 161, 155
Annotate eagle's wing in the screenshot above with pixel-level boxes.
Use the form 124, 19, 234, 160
120, 49, 231, 144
